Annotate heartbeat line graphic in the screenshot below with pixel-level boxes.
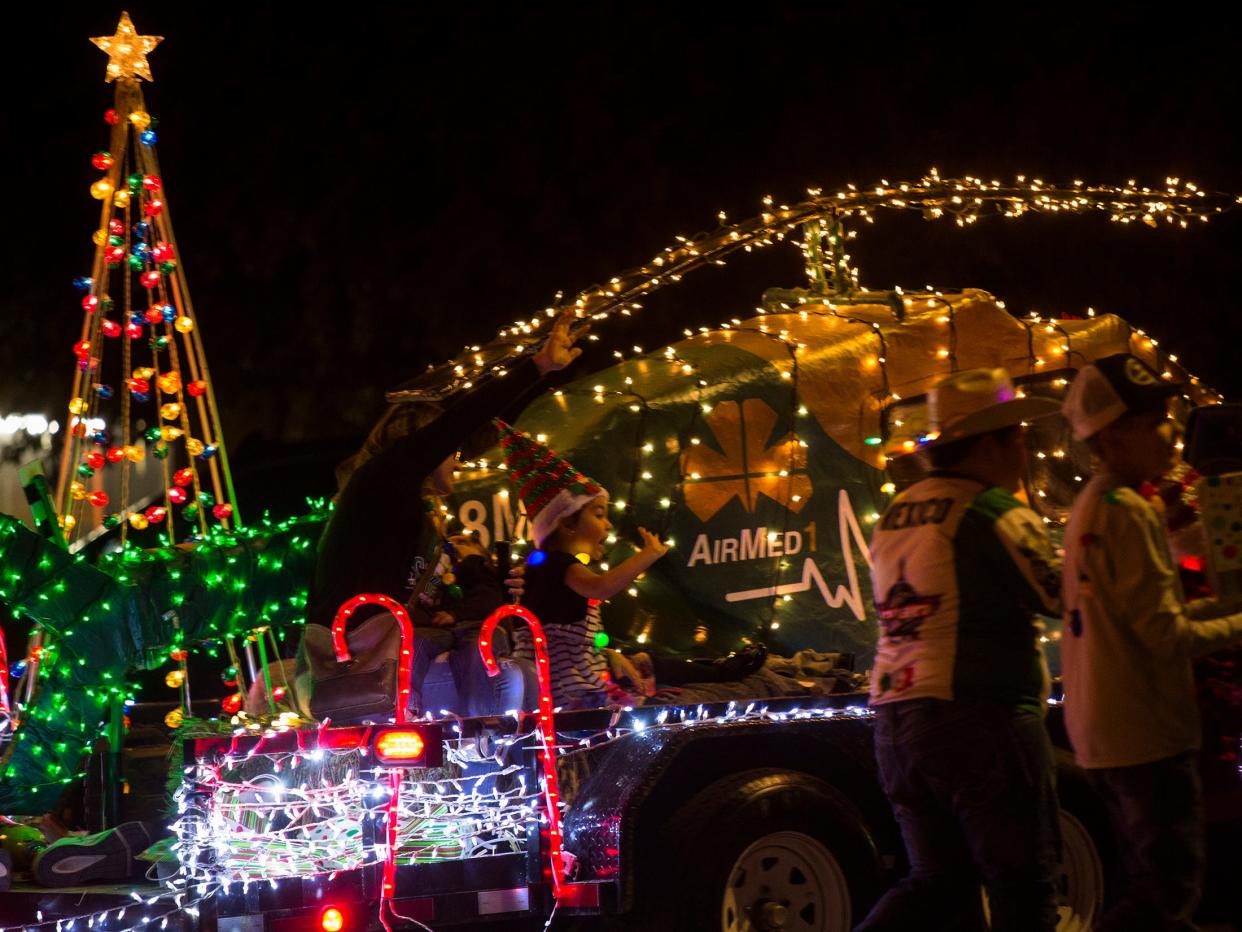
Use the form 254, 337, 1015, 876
725, 489, 873, 620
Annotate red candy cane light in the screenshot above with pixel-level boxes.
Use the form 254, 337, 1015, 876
331, 593, 416, 929
478, 603, 569, 895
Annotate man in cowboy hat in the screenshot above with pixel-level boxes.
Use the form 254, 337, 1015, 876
856, 368, 1063, 932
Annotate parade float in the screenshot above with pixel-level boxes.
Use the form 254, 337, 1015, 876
1, 13, 1239, 932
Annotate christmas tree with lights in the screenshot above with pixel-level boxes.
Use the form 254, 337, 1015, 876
58, 11, 237, 550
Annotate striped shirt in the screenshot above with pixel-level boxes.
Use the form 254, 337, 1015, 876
516, 550, 612, 709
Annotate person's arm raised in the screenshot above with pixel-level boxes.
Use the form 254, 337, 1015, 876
562, 528, 668, 602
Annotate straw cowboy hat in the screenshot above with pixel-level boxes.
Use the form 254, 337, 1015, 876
927, 368, 1059, 446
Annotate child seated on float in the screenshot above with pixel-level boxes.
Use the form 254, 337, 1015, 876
496, 422, 668, 710
408, 531, 529, 717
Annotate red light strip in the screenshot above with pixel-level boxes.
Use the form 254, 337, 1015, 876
478, 603, 568, 896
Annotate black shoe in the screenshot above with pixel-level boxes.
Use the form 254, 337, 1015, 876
33, 821, 159, 887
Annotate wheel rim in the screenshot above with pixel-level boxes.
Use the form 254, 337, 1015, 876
1055, 810, 1104, 932
721, 829, 851, 932
980, 810, 1104, 932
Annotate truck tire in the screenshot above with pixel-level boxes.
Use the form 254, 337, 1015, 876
632, 768, 881, 932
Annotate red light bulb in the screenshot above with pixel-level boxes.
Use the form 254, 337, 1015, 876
212, 503, 233, 521
145, 306, 165, 323
145, 505, 167, 524
126, 322, 143, 339
142, 175, 162, 191
106, 447, 126, 463
102, 319, 122, 338
186, 380, 207, 397
82, 295, 99, 313
85, 452, 105, 470
167, 487, 188, 505
143, 199, 164, 217
88, 490, 109, 508
173, 468, 194, 487
222, 693, 243, 715
73, 340, 92, 358
108, 218, 124, 236
141, 271, 161, 288
128, 377, 150, 394
91, 151, 114, 171
104, 108, 119, 125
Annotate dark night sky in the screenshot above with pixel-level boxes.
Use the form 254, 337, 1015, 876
7, 4, 1242, 488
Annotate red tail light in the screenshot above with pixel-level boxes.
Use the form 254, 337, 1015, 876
374, 727, 427, 764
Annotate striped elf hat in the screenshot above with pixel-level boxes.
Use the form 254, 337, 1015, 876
494, 420, 607, 547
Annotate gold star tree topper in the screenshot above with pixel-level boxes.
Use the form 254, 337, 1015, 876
91, 12, 163, 82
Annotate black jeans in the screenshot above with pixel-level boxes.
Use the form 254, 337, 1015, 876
855, 699, 1061, 932
1088, 752, 1204, 932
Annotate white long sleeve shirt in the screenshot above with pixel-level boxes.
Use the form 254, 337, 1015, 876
1061, 472, 1242, 769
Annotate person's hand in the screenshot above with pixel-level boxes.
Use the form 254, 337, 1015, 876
430, 611, 456, 628
637, 527, 669, 560
532, 310, 586, 375
505, 562, 526, 602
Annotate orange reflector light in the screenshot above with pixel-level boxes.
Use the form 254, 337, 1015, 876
375, 729, 426, 762
320, 907, 344, 932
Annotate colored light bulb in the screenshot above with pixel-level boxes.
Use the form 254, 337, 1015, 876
145, 306, 165, 323
157, 372, 180, 394
142, 175, 161, 191
175, 316, 195, 335
72, 276, 93, 292
152, 444, 170, 460
108, 218, 124, 236
186, 379, 207, 397
173, 468, 194, 487
106, 447, 125, 463
197, 491, 215, 507
127, 254, 144, 271
91, 151, 113, 170
113, 189, 130, 208
69, 481, 86, 501
133, 366, 155, 380
140, 129, 157, 145
102, 319, 122, 338
143, 198, 163, 217
85, 451, 105, 469
90, 179, 113, 200
128, 378, 150, 395
72, 340, 91, 358
92, 229, 107, 246
141, 270, 160, 288
145, 505, 167, 524
104, 108, 119, 125
164, 669, 184, 688
106, 246, 125, 263
185, 438, 204, 456
125, 445, 144, 463
160, 403, 182, 421
129, 110, 151, 130
169, 648, 187, 662
163, 709, 183, 730
82, 295, 99, 313
126, 322, 143, 339
212, 503, 233, 521
199, 444, 218, 461
160, 426, 182, 441
167, 486, 188, 504
221, 693, 243, 715
77, 463, 95, 478
221, 665, 238, 686
68, 396, 87, 415
128, 512, 149, 531
95, 384, 114, 399
89, 490, 109, 508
